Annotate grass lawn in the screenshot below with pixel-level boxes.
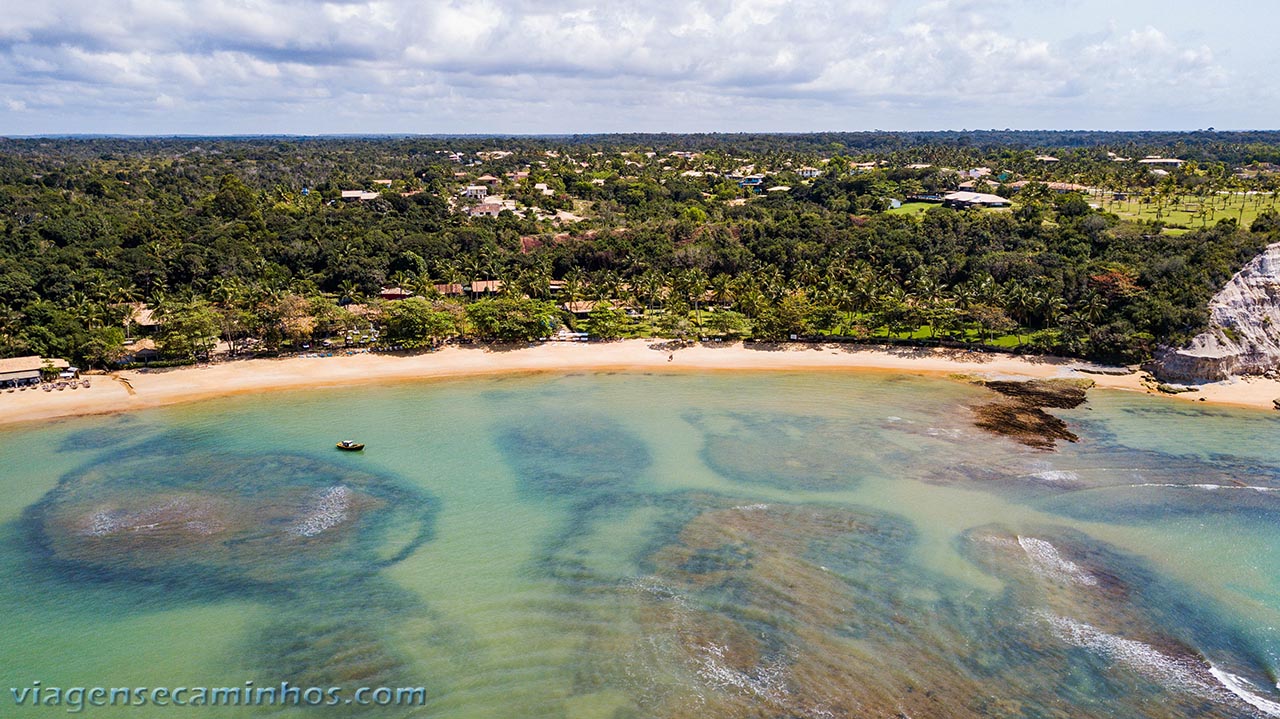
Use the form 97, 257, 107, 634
852, 323, 1025, 348
885, 202, 936, 216
1096, 193, 1277, 230
886, 202, 1017, 218
582, 310, 1030, 352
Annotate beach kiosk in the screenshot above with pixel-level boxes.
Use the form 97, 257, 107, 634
0, 356, 70, 389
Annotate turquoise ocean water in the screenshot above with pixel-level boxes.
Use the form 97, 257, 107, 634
3, 371, 1280, 717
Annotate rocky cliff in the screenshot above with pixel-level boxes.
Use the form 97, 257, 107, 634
1155, 242, 1280, 381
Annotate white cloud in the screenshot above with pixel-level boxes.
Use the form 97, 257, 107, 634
0, 0, 1266, 133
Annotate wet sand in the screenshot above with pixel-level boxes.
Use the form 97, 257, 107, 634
1, 340, 1277, 428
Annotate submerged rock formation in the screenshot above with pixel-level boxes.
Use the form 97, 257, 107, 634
971, 378, 1093, 449
21, 443, 438, 696
1156, 242, 1280, 381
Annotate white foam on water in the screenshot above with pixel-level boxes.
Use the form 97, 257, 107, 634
84, 509, 126, 536
1029, 470, 1079, 483
621, 576, 693, 611
1210, 667, 1280, 717
732, 503, 769, 512
695, 642, 789, 703
290, 485, 351, 537
1128, 483, 1280, 493
1037, 612, 1217, 697
81, 498, 224, 537
1017, 536, 1097, 586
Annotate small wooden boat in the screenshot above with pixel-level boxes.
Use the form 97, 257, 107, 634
335, 440, 365, 452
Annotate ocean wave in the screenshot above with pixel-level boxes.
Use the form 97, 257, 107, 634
1210, 667, 1280, 717
1126, 483, 1280, 493
1017, 536, 1097, 586
1039, 612, 1280, 716
1038, 612, 1216, 695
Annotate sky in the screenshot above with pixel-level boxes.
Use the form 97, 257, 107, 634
0, 0, 1275, 135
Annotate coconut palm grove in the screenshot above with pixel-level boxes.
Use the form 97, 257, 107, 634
2, 130, 1279, 367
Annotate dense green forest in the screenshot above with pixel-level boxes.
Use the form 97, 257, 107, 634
1, 132, 1278, 368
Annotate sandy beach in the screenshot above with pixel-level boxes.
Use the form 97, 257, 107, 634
2, 340, 1278, 428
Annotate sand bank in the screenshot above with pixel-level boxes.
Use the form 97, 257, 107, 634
1, 340, 1277, 428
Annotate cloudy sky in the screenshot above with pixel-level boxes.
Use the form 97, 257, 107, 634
0, 0, 1274, 135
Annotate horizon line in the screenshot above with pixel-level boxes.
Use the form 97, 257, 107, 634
3, 128, 1278, 141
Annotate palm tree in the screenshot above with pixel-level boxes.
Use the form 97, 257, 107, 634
337, 280, 362, 305
592, 270, 622, 302
562, 269, 585, 308
1003, 283, 1034, 328
388, 271, 414, 292
410, 272, 436, 299
735, 285, 769, 319
709, 273, 735, 309
1035, 292, 1068, 328
0, 304, 22, 349
828, 285, 856, 335
679, 268, 709, 328
1080, 291, 1108, 327
522, 264, 552, 299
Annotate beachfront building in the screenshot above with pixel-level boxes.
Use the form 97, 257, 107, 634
0, 356, 69, 388
120, 338, 161, 364
469, 280, 504, 295
115, 302, 161, 337
379, 287, 413, 301
561, 300, 598, 318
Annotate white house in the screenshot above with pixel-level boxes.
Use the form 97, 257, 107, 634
1137, 157, 1186, 166
463, 185, 488, 199
942, 191, 1011, 208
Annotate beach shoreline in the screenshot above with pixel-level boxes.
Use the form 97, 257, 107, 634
2, 340, 1277, 428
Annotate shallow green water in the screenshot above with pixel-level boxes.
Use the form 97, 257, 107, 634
3, 371, 1280, 717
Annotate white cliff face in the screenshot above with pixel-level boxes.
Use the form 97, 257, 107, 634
1157, 243, 1280, 381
